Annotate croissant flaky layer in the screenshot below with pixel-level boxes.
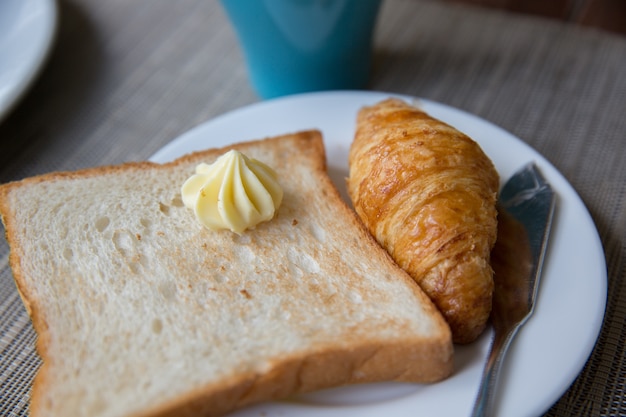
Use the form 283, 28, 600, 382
348, 98, 499, 344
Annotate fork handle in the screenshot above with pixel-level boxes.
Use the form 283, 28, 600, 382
470, 324, 522, 417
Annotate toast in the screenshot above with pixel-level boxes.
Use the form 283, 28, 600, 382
0, 130, 453, 417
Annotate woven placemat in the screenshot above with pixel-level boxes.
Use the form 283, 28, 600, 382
1, 0, 624, 415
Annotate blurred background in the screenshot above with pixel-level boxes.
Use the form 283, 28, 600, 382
442, 0, 626, 35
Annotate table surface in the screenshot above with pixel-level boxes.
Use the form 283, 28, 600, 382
1, 0, 625, 416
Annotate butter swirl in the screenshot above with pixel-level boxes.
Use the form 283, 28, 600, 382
181, 150, 283, 233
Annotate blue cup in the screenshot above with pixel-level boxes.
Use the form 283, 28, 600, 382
220, 0, 383, 99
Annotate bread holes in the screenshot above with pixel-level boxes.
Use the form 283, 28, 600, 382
235, 245, 256, 264
112, 230, 135, 257
158, 281, 177, 302
62, 247, 74, 261
287, 247, 320, 275
158, 202, 170, 216
111, 230, 145, 273
128, 261, 141, 274
170, 196, 184, 207
151, 318, 163, 334
140, 218, 151, 229
309, 224, 326, 243
95, 216, 110, 233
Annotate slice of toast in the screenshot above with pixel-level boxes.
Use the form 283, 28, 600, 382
0, 130, 453, 417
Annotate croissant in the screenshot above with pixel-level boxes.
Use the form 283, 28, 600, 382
347, 98, 499, 344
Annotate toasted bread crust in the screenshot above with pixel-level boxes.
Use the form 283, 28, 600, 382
137, 340, 453, 417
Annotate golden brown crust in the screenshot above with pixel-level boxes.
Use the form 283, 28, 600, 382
347, 98, 499, 344
135, 339, 453, 417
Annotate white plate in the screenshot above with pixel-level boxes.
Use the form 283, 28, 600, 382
150, 91, 607, 417
0, 0, 57, 122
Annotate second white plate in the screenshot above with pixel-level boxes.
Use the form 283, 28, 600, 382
0, 0, 57, 122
